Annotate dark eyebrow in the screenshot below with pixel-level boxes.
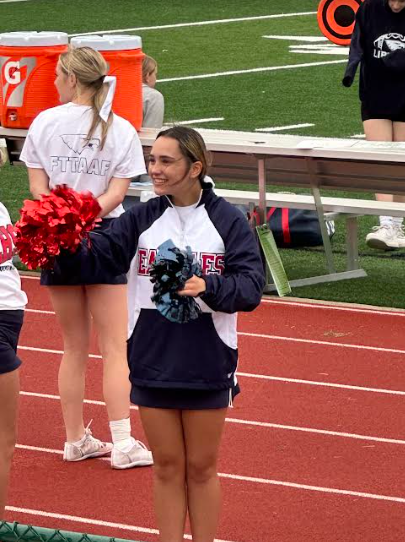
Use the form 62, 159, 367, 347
149, 154, 178, 160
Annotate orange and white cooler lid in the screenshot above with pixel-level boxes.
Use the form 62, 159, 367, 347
0, 31, 68, 47
70, 35, 142, 51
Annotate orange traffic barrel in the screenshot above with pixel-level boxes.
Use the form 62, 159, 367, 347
317, 0, 364, 46
0, 31, 68, 128
70, 35, 144, 130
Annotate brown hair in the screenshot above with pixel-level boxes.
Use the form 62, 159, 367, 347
156, 126, 211, 182
142, 55, 157, 83
59, 46, 112, 149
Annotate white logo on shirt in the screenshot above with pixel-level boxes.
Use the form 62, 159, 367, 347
60, 134, 101, 155
49, 134, 111, 176
373, 33, 405, 58
50, 156, 111, 176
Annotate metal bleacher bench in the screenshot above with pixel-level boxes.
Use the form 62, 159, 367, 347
3, 125, 405, 289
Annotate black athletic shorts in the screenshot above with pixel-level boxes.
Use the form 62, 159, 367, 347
361, 103, 405, 123
0, 309, 24, 374
40, 218, 127, 286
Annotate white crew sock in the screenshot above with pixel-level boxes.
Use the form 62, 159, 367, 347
379, 216, 393, 227
109, 418, 134, 452
392, 216, 403, 228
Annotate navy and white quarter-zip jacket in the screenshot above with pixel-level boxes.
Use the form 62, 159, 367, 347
72, 185, 265, 391
343, 0, 405, 114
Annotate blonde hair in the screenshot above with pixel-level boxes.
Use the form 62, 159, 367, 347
59, 46, 112, 149
142, 55, 157, 83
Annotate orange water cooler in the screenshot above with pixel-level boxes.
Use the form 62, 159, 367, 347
0, 31, 68, 128
70, 35, 144, 130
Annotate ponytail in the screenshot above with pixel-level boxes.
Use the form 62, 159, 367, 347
59, 46, 113, 149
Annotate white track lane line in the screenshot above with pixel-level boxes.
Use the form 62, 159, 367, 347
22, 275, 405, 316
26, 308, 55, 315
19, 391, 405, 446
69, 12, 317, 37
260, 297, 405, 316
11, 447, 405, 505
6, 505, 234, 542
238, 332, 405, 355
17, 344, 405, 394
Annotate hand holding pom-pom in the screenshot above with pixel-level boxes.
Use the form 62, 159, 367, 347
14, 185, 101, 270
150, 239, 203, 324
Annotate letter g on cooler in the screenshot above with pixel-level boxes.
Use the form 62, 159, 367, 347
4, 60, 21, 84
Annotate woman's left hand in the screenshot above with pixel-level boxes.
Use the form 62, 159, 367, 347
178, 275, 206, 297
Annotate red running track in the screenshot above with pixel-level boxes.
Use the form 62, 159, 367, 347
5, 276, 405, 542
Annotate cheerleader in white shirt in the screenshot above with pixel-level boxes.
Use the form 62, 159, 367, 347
0, 199, 27, 519
20, 46, 152, 469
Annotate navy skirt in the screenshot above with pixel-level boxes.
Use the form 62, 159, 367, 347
0, 310, 24, 374
131, 383, 240, 410
40, 218, 127, 286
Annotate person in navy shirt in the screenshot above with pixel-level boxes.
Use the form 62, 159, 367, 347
343, 0, 405, 250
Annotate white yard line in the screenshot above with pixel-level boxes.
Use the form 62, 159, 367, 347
157, 59, 347, 83
291, 48, 349, 56
0, 0, 33, 3
262, 35, 327, 42
255, 123, 314, 132
19, 391, 405, 445
170, 117, 224, 125
69, 12, 317, 37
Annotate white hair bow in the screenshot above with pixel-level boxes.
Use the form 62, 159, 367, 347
99, 75, 117, 122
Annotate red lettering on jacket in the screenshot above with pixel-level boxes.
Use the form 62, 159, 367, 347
0, 224, 15, 264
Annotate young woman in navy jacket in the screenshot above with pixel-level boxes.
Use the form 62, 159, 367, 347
68, 126, 265, 542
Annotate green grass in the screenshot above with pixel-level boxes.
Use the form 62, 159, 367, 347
1, 0, 403, 308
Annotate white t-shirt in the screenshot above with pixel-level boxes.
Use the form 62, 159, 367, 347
0, 203, 27, 311
20, 103, 147, 218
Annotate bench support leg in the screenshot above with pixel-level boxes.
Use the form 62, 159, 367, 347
257, 157, 266, 224
304, 157, 336, 273
346, 216, 359, 271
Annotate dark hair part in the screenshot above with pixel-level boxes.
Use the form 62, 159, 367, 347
156, 126, 211, 181
59, 46, 112, 149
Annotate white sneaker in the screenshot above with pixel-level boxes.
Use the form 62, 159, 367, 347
63, 423, 113, 462
393, 225, 405, 248
365, 225, 399, 250
111, 438, 153, 469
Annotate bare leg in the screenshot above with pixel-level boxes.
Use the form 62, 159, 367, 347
182, 408, 228, 542
47, 286, 91, 442
0, 369, 19, 519
363, 119, 394, 202
393, 122, 405, 204
86, 285, 130, 421
139, 407, 186, 542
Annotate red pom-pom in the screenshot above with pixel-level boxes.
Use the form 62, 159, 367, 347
14, 185, 101, 270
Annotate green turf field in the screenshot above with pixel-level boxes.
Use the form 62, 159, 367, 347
1, 0, 404, 308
